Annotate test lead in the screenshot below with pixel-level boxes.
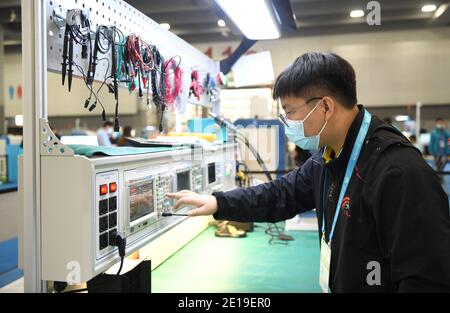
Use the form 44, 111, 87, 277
161, 212, 189, 217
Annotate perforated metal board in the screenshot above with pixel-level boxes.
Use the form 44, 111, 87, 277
45, 0, 219, 104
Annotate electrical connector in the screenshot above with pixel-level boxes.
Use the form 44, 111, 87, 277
88, 101, 97, 112
111, 232, 126, 258
114, 117, 120, 133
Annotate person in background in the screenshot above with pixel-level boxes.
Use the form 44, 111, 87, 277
409, 135, 423, 154
429, 117, 449, 173
97, 121, 114, 146
117, 126, 135, 147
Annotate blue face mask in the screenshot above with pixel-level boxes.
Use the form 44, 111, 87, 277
283, 101, 328, 151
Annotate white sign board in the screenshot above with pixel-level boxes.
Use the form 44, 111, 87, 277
232, 51, 275, 87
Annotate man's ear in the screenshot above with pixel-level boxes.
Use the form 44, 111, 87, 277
322, 96, 335, 121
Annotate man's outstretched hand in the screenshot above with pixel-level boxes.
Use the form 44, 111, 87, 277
166, 190, 218, 217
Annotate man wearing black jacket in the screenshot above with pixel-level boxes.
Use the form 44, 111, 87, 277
167, 52, 450, 292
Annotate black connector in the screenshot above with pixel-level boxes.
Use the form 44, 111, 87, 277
81, 44, 88, 59
110, 232, 126, 257
107, 83, 115, 94
114, 117, 120, 133
88, 102, 97, 112
111, 233, 126, 275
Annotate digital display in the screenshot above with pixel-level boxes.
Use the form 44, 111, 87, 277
177, 170, 190, 191
208, 163, 216, 184
129, 180, 154, 223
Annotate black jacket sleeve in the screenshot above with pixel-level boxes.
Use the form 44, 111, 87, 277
212, 157, 316, 223
372, 161, 450, 292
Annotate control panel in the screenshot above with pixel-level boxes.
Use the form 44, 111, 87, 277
156, 173, 174, 214
191, 165, 204, 194
39, 143, 237, 283
204, 154, 225, 192
96, 171, 119, 257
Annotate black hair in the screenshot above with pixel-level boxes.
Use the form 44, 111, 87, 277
122, 126, 133, 137
103, 121, 114, 128
272, 52, 357, 109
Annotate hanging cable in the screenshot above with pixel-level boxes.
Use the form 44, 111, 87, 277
149, 45, 166, 132
234, 130, 293, 244
62, 9, 91, 92
164, 55, 182, 110
189, 69, 202, 101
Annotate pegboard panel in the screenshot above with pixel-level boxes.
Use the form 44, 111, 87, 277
46, 0, 219, 105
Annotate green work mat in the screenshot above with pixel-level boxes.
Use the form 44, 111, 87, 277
68, 144, 180, 157
151, 224, 321, 293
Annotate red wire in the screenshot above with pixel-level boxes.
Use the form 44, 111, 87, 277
125, 34, 155, 74
164, 57, 183, 109
190, 70, 202, 101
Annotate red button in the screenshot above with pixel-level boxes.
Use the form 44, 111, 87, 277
109, 182, 117, 193
100, 184, 108, 196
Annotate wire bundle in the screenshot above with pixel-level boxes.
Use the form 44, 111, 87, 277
65, 9, 91, 46
149, 45, 166, 110
164, 56, 183, 110
234, 131, 293, 245
83, 26, 124, 125
189, 70, 203, 101
204, 72, 222, 102
61, 16, 187, 133
62, 10, 91, 92
87, 25, 122, 85
121, 34, 154, 96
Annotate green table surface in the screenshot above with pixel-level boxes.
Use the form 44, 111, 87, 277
151, 223, 322, 293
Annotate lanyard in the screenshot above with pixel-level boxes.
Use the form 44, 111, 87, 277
321, 109, 372, 243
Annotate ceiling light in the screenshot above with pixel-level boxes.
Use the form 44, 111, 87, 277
217, 19, 226, 27
160, 23, 171, 30
350, 10, 365, 18
422, 4, 437, 12
215, 0, 280, 40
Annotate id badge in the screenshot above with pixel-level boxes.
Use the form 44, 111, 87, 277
319, 235, 331, 293
439, 139, 445, 149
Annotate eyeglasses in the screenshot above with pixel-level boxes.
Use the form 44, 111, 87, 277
279, 113, 290, 128
278, 97, 324, 128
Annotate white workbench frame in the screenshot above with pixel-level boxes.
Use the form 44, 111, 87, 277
21, 0, 219, 293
